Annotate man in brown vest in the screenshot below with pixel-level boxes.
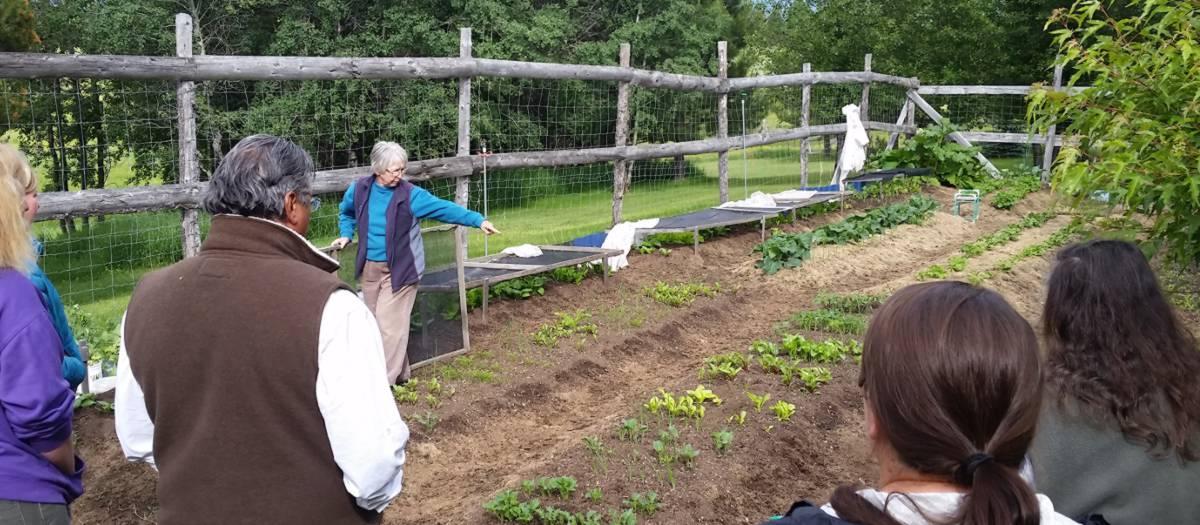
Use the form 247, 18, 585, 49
114, 135, 409, 524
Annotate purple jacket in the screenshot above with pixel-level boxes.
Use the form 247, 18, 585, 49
0, 269, 84, 504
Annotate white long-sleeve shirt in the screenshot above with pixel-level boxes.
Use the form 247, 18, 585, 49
114, 289, 409, 512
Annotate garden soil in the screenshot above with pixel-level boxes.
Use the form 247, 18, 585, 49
69, 188, 1077, 524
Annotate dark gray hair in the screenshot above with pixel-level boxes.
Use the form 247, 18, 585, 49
203, 135, 314, 219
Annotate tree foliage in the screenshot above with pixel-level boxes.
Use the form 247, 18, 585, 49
1028, 0, 1200, 263
0, 0, 38, 52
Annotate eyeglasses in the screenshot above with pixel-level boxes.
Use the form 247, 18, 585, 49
309, 196, 321, 211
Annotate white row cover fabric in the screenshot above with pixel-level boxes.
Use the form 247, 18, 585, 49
602, 218, 660, 271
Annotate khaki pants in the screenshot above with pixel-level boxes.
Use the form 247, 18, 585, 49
361, 262, 418, 383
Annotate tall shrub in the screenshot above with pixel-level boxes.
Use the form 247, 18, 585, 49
1029, 0, 1200, 263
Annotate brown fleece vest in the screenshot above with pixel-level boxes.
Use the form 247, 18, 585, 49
123, 215, 376, 525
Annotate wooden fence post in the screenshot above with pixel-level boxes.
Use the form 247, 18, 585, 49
611, 43, 631, 226
456, 28, 472, 217
800, 63, 811, 188
860, 53, 872, 124
454, 28, 472, 343
717, 41, 729, 203
1041, 63, 1063, 184
176, 14, 201, 258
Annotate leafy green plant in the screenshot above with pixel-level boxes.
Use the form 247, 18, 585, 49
749, 339, 780, 357
73, 392, 113, 413
1029, 0, 1199, 263
645, 281, 719, 307
391, 384, 419, 404
755, 195, 939, 274
535, 476, 578, 499
990, 173, 1042, 210
781, 334, 860, 363
813, 292, 886, 314
67, 304, 119, 367
677, 443, 700, 468
712, 429, 734, 455
618, 418, 649, 442
533, 310, 599, 347
413, 411, 440, 433
586, 487, 603, 503
772, 400, 797, 422
869, 119, 989, 188
948, 255, 968, 272
795, 367, 833, 393
609, 509, 638, 525
916, 264, 949, 281
728, 410, 747, 426
643, 386, 721, 421
699, 352, 747, 380
960, 212, 1053, 258
583, 435, 609, 473
790, 309, 866, 335
550, 264, 593, 284
746, 391, 771, 412
483, 490, 535, 522
623, 492, 660, 516
578, 511, 604, 525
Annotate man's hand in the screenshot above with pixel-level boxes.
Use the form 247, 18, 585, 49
480, 221, 500, 235
330, 237, 351, 250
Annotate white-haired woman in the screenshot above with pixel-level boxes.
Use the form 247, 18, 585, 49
332, 141, 498, 384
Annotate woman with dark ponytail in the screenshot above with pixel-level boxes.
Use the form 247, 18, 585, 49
765, 282, 1076, 525
1032, 240, 1200, 523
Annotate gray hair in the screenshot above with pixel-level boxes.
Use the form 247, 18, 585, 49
203, 135, 314, 219
370, 141, 408, 174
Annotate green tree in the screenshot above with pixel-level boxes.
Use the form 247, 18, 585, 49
1028, 0, 1200, 262
0, 0, 38, 52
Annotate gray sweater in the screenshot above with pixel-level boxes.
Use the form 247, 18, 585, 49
1030, 398, 1200, 524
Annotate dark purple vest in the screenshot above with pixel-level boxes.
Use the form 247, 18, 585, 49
352, 176, 422, 289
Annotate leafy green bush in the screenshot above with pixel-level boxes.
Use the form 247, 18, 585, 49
1029, 0, 1200, 263
869, 119, 989, 188
67, 304, 119, 366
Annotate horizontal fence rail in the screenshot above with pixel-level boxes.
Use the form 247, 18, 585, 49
0, 53, 919, 92
36, 122, 921, 220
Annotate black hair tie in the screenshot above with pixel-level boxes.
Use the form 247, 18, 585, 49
954, 453, 994, 486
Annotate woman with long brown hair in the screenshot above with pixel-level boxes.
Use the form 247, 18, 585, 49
766, 282, 1076, 525
1032, 240, 1200, 523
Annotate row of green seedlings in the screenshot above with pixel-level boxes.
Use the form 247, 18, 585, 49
483, 475, 654, 525
640, 386, 724, 486
534, 310, 600, 348
966, 219, 1088, 285
447, 265, 601, 319
636, 227, 730, 256
987, 171, 1043, 210
755, 195, 939, 274
916, 212, 1054, 281
391, 377, 453, 433
644, 281, 719, 308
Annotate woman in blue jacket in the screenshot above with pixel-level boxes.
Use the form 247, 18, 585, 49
0, 144, 87, 390
332, 141, 498, 384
